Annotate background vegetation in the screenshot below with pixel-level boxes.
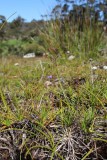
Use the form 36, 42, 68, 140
0, 0, 107, 58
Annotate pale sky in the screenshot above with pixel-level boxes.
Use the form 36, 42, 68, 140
0, 0, 57, 22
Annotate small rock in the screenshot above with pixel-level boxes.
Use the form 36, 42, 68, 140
23, 53, 35, 58
44, 81, 53, 88
68, 55, 75, 61
14, 63, 19, 66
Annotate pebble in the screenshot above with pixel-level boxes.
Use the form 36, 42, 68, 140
44, 81, 53, 88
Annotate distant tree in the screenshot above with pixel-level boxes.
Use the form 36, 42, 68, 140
52, 0, 107, 25
51, 5, 62, 18
0, 15, 6, 23
10, 16, 25, 38
10, 16, 25, 28
31, 19, 37, 23
0, 15, 6, 40
50, 0, 107, 37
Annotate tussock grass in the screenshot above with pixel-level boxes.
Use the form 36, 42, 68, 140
40, 18, 105, 60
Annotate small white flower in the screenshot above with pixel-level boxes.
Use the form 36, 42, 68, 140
91, 66, 98, 70
66, 50, 70, 54
14, 63, 19, 66
22, 133, 26, 140
103, 66, 107, 70
68, 55, 75, 60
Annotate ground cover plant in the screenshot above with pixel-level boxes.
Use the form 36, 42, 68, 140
0, 55, 107, 160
